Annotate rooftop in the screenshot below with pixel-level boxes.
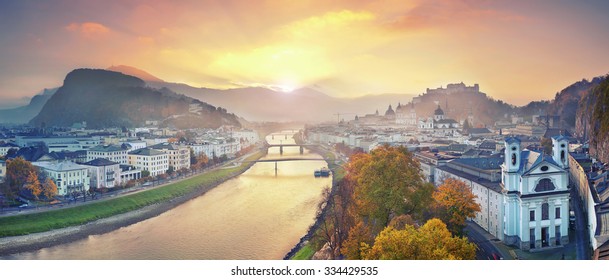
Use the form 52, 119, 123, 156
82, 158, 119, 167
129, 147, 165, 156
33, 161, 88, 172
89, 144, 130, 152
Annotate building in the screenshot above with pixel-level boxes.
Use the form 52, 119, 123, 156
502, 136, 570, 250
33, 161, 90, 196
434, 157, 504, 238
418, 105, 460, 136
128, 147, 168, 177
120, 165, 142, 182
81, 158, 122, 189
0, 142, 19, 156
414, 151, 457, 183
150, 142, 190, 170
433, 136, 571, 251
87, 144, 130, 164
395, 103, 417, 128
13, 136, 100, 150
0, 160, 6, 183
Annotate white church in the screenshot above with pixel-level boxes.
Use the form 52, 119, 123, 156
501, 136, 570, 250
433, 135, 571, 252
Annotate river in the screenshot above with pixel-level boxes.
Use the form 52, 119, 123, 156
5, 131, 331, 259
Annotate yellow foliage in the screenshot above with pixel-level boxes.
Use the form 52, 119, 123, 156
364, 218, 477, 260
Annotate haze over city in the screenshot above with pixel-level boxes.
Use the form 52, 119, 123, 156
1, 0, 609, 108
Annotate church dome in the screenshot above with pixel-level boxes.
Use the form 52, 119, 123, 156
385, 105, 395, 116
434, 105, 444, 116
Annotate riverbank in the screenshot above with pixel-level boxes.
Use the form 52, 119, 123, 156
283, 136, 345, 260
0, 151, 265, 257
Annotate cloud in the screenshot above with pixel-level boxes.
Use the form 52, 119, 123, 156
386, 0, 526, 31
65, 22, 111, 38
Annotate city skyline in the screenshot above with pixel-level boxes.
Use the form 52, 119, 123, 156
1, 0, 609, 108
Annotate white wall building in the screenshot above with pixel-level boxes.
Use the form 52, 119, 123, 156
150, 143, 190, 170
128, 148, 169, 177
33, 161, 90, 196
82, 158, 122, 189
502, 136, 570, 250
87, 144, 130, 164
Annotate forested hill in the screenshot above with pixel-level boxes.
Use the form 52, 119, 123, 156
29, 69, 241, 129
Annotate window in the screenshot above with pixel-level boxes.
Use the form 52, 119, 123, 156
542, 203, 549, 220
556, 225, 561, 245
556, 207, 561, 219
535, 178, 556, 192
530, 229, 535, 249
530, 210, 535, 221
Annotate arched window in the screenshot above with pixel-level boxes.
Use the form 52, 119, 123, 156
561, 150, 565, 163
535, 178, 555, 192
511, 153, 517, 166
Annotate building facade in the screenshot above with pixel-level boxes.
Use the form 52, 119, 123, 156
87, 144, 130, 164
128, 148, 169, 177
150, 143, 190, 170
33, 161, 90, 196
502, 136, 570, 250
82, 158, 122, 189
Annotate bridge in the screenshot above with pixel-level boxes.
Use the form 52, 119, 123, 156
242, 157, 327, 176
265, 143, 318, 155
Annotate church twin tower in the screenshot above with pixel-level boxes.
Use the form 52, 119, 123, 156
501, 136, 570, 250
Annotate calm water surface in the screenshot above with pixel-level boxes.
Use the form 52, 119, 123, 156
6, 131, 330, 259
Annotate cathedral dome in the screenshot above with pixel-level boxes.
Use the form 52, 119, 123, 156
434, 105, 444, 116
385, 105, 395, 116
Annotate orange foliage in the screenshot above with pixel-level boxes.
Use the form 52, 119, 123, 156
432, 178, 481, 234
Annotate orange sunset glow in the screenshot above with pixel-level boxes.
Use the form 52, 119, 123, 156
1, 0, 609, 106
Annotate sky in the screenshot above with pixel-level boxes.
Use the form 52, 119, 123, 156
1, 0, 609, 108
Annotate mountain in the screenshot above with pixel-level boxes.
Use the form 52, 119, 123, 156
107, 65, 164, 82
546, 77, 604, 128
575, 75, 609, 163
0, 88, 57, 124
29, 69, 240, 129
145, 80, 416, 122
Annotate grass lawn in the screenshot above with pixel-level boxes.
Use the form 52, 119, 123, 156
290, 243, 316, 260
0, 152, 263, 237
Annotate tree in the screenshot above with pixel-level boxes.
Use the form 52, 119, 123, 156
347, 145, 432, 231
316, 182, 355, 259
189, 148, 197, 165
363, 218, 477, 260
166, 165, 175, 175
197, 154, 209, 167
341, 221, 374, 260
432, 178, 481, 235
41, 177, 58, 200
22, 170, 42, 200
541, 137, 553, 155
141, 170, 150, 178
4, 157, 37, 198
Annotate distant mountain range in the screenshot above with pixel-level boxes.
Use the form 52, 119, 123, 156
0, 88, 57, 124
146, 80, 414, 122
29, 69, 240, 129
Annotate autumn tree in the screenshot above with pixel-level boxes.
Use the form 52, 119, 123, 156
363, 218, 477, 260
341, 221, 374, 260
22, 170, 42, 200
432, 178, 481, 235
41, 177, 58, 200
316, 181, 356, 259
4, 157, 37, 198
347, 145, 433, 231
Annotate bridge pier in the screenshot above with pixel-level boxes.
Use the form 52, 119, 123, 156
279, 145, 283, 155
275, 161, 278, 177
299, 146, 304, 154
